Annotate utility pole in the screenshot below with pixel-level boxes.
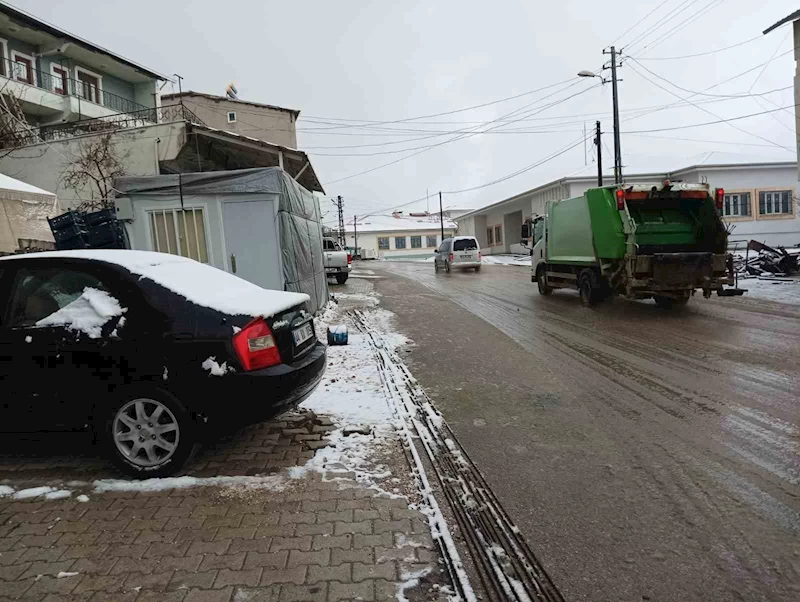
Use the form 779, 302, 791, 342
353, 215, 358, 258
595, 121, 603, 187
603, 46, 623, 184
331, 196, 345, 248
438, 191, 444, 240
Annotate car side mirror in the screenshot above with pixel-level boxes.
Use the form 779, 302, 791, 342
433, 249, 439, 254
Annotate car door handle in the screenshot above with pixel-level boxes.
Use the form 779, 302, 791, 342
230, 253, 237, 273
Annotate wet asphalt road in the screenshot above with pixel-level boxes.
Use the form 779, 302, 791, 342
365, 261, 800, 602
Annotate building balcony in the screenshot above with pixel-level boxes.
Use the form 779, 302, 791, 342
0, 104, 205, 149
0, 58, 150, 122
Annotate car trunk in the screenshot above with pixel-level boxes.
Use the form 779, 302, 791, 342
452, 238, 479, 263
266, 305, 317, 364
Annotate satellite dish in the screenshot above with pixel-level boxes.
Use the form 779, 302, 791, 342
226, 82, 238, 100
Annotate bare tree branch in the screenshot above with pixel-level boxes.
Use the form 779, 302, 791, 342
61, 132, 125, 212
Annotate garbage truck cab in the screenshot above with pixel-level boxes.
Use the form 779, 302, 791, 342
528, 181, 739, 308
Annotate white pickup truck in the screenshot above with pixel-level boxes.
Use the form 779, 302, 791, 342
323, 237, 351, 284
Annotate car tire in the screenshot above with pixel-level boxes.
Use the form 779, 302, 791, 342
445, 261, 450, 273
335, 274, 348, 285
537, 267, 552, 295
578, 271, 597, 307
434, 261, 439, 273
104, 388, 199, 478
474, 266, 481, 272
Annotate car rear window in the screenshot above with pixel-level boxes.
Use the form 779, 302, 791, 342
453, 239, 478, 251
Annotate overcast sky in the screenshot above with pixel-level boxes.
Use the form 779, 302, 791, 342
16, 0, 800, 220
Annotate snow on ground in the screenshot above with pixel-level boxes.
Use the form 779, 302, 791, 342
481, 254, 531, 266
93, 474, 290, 494
37, 288, 126, 338
736, 277, 800, 305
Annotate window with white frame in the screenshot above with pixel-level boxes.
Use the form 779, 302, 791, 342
75, 66, 102, 104
227, 111, 237, 123
50, 63, 68, 95
758, 190, 793, 216
148, 208, 209, 263
426, 235, 437, 247
494, 225, 503, 244
410, 236, 422, 248
723, 192, 751, 218
395, 236, 407, 249
377, 237, 389, 250
486, 227, 493, 245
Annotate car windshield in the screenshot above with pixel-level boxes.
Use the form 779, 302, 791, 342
453, 239, 478, 251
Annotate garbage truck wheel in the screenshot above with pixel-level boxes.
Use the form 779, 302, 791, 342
578, 271, 598, 307
537, 267, 552, 295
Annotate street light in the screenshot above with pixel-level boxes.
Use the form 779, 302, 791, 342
578, 45, 623, 184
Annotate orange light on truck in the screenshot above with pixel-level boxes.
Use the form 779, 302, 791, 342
615, 189, 625, 210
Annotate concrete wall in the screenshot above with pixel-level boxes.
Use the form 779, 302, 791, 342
0, 122, 185, 210
344, 229, 455, 259
162, 96, 297, 148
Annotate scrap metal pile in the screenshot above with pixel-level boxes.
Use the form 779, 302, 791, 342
735, 240, 800, 278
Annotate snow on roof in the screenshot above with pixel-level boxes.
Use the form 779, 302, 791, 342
342, 215, 457, 234
0, 173, 56, 197
0, 250, 309, 318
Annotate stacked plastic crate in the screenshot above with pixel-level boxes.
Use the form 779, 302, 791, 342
48, 210, 89, 250
48, 208, 126, 250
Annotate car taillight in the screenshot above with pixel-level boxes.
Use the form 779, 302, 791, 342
715, 188, 724, 210
615, 188, 625, 210
347, 253, 352, 265
449, 253, 454, 263
478, 252, 481, 260
233, 318, 281, 371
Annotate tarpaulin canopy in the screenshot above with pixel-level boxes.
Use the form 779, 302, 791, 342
115, 168, 328, 313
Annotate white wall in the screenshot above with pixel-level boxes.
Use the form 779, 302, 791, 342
345, 228, 455, 258
0, 122, 186, 210
687, 165, 800, 248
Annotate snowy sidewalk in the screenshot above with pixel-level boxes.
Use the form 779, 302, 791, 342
0, 283, 452, 602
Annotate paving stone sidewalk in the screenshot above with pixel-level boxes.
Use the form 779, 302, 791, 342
0, 281, 452, 602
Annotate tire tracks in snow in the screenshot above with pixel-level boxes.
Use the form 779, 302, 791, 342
352, 309, 565, 602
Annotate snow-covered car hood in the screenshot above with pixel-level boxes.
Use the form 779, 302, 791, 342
0, 250, 310, 319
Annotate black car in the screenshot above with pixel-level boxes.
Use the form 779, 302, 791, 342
0, 250, 326, 477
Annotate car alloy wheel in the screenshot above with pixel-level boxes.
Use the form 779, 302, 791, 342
113, 398, 180, 467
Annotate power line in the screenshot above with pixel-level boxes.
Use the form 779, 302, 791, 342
626, 132, 790, 148
611, 0, 675, 46
322, 78, 600, 185
624, 0, 698, 54
623, 102, 799, 134
631, 0, 727, 57
636, 35, 762, 60
627, 59, 792, 151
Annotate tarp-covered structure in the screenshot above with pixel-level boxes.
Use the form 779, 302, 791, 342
0, 173, 59, 254
114, 167, 328, 314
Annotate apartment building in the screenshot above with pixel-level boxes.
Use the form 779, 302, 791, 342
0, 1, 163, 135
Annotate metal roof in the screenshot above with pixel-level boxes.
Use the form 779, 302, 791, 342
764, 9, 800, 34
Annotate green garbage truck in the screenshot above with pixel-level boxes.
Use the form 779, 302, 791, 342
526, 181, 739, 308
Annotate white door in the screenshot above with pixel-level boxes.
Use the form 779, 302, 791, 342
222, 200, 282, 290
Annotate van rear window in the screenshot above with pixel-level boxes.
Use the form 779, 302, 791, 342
453, 239, 478, 251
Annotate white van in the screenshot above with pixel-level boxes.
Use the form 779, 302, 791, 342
434, 236, 481, 273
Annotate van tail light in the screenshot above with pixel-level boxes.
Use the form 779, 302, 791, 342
715, 188, 725, 210
449, 253, 454, 263
615, 188, 625, 210
478, 252, 482, 260
233, 318, 281, 371
347, 253, 352, 265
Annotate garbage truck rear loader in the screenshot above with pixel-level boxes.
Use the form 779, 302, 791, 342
527, 182, 738, 308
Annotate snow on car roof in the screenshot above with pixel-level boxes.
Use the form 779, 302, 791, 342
0, 250, 309, 319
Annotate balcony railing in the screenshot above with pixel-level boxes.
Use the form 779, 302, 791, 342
0, 104, 205, 149
0, 58, 150, 116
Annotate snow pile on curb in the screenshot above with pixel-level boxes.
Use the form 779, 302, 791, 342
482, 254, 531, 266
